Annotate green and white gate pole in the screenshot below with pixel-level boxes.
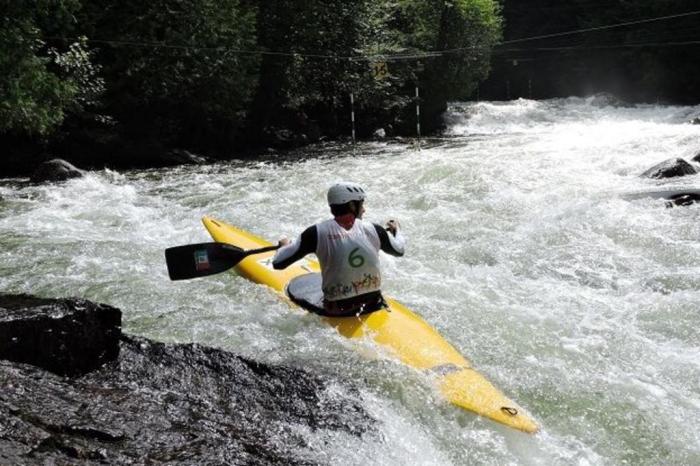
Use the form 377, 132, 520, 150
416, 86, 421, 150
350, 92, 356, 146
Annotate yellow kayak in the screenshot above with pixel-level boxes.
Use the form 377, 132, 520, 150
202, 216, 538, 433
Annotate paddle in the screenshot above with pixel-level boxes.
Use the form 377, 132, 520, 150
165, 242, 280, 281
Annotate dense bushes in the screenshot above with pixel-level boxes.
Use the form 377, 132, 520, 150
0, 1, 99, 136
0, 0, 501, 172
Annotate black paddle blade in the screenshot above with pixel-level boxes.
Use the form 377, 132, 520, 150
165, 242, 244, 281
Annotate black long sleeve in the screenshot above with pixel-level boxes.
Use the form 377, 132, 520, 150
272, 226, 318, 269
373, 224, 405, 257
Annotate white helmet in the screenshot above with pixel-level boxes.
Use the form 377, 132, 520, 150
327, 182, 366, 205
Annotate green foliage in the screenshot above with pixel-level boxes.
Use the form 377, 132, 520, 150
78, 0, 259, 150
251, 0, 375, 128
50, 37, 105, 113
410, 0, 501, 98
367, 0, 502, 129
5, 0, 698, 162
0, 0, 96, 136
1, 0, 503, 162
252, 0, 502, 134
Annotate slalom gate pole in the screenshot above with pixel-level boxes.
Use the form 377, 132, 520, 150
350, 93, 356, 147
416, 86, 421, 151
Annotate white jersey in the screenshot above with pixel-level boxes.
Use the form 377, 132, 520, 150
315, 218, 382, 301
273, 217, 405, 302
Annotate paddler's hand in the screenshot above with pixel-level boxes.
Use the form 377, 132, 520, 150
385, 219, 400, 236
278, 237, 291, 247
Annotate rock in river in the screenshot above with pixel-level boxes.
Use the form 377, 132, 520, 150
0, 294, 374, 465
30, 159, 85, 183
640, 158, 697, 179
0, 294, 120, 377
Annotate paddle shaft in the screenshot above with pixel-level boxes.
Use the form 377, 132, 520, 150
238, 244, 281, 258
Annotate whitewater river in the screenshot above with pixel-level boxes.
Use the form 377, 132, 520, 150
1, 98, 699, 465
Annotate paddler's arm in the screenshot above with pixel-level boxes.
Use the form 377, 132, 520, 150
272, 226, 318, 269
374, 221, 405, 257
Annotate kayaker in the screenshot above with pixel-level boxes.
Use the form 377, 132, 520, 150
272, 181, 405, 316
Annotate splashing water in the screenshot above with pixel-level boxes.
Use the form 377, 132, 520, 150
1, 98, 699, 465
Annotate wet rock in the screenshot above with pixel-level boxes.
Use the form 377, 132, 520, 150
30, 159, 85, 183
640, 158, 697, 179
0, 294, 121, 377
692, 152, 700, 163
262, 126, 314, 150
160, 149, 208, 166
665, 192, 700, 208
0, 295, 375, 465
270, 128, 296, 148
373, 128, 386, 139
622, 189, 700, 204
689, 117, 700, 125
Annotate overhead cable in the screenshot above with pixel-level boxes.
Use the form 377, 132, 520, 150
497, 40, 700, 54
498, 10, 700, 45
49, 9, 700, 61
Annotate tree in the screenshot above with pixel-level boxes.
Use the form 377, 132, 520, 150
78, 0, 260, 155
251, 0, 502, 137
2, 0, 507, 174
0, 0, 100, 137
250, 0, 376, 138
372, 0, 502, 131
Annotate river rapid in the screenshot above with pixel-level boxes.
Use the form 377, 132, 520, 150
1, 98, 699, 465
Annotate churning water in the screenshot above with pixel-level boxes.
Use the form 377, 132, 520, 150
1, 97, 699, 465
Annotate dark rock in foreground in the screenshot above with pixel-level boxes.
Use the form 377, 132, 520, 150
692, 152, 700, 163
30, 159, 85, 183
0, 294, 121, 377
0, 295, 374, 465
640, 158, 697, 179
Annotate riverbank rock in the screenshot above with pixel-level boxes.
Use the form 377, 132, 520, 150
30, 159, 85, 183
0, 294, 121, 377
159, 149, 208, 166
261, 124, 323, 150
265, 127, 298, 149
640, 158, 697, 179
0, 295, 374, 465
